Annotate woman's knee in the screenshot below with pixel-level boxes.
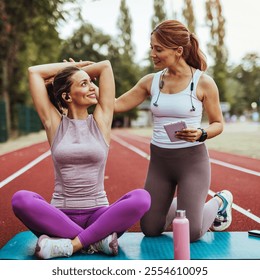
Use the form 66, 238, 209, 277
189, 225, 202, 242
129, 189, 151, 212
12, 190, 34, 212
141, 223, 163, 237
140, 216, 164, 237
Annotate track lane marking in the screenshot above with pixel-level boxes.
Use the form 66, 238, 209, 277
113, 134, 260, 176
0, 150, 51, 189
210, 159, 260, 176
1, 135, 259, 223
112, 134, 260, 223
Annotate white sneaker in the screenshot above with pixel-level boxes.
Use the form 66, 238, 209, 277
211, 190, 233, 231
35, 235, 73, 259
87, 232, 118, 255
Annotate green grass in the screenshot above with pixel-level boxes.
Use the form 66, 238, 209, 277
129, 122, 260, 160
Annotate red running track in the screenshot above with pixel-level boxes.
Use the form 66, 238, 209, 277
0, 129, 259, 248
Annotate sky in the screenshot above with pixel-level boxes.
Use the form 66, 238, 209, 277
59, 0, 260, 66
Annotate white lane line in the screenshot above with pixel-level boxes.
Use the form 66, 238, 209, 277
112, 134, 260, 224
210, 158, 260, 176
112, 135, 151, 160
113, 133, 260, 177
0, 150, 51, 189
114, 132, 151, 144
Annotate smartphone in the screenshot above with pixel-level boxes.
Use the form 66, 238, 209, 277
248, 230, 260, 238
164, 121, 187, 142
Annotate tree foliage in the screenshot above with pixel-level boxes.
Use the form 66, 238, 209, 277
0, 0, 73, 134
60, 23, 114, 62
205, 0, 228, 101
151, 0, 167, 30
182, 0, 196, 33
1, 0, 259, 137
117, 0, 135, 59
229, 53, 260, 114
142, 0, 167, 75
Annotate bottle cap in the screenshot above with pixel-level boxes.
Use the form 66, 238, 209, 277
176, 210, 186, 218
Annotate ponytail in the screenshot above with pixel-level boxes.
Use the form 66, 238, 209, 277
45, 66, 80, 114
46, 82, 64, 114
187, 33, 207, 71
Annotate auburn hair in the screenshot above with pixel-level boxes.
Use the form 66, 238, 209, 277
152, 20, 207, 71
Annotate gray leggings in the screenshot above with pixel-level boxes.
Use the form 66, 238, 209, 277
140, 143, 219, 242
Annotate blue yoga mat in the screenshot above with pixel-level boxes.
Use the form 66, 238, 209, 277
0, 231, 259, 260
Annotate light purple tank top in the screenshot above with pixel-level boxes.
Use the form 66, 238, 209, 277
50, 115, 109, 209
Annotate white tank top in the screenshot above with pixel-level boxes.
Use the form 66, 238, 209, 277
150, 69, 203, 149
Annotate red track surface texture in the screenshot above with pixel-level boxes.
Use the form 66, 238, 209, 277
0, 129, 259, 249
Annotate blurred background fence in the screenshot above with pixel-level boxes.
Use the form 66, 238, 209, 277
0, 101, 8, 142
0, 101, 42, 143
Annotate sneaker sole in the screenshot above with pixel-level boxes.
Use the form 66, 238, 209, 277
109, 232, 118, 256
212, 190, 233, 231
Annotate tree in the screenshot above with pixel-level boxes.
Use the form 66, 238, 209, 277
142, 0, 167, 73
230, 53, 260, 114
182, 0, 196, 33
115, 0, 140, 126
59, 23, 114, 62
225, 75, 246, 116
151, 0, 167, 30
205, 0, 228, 101
117, 0, 135, 59
0, 0, 74, 136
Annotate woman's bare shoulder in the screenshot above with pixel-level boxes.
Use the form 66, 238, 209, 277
138, 73, 156, 91
199, 72, 217, 88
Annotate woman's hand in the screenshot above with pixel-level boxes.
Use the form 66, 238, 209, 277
44, 77, 54, 85
175, 127, 201, 142
63, 58, 95, 67
63, 58, 97, 83
63, 58, 81, 63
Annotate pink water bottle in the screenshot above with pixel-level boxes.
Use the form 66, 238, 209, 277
172, 210, 190, 260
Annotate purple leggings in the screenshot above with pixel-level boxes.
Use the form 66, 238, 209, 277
12, 189, 150, 248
